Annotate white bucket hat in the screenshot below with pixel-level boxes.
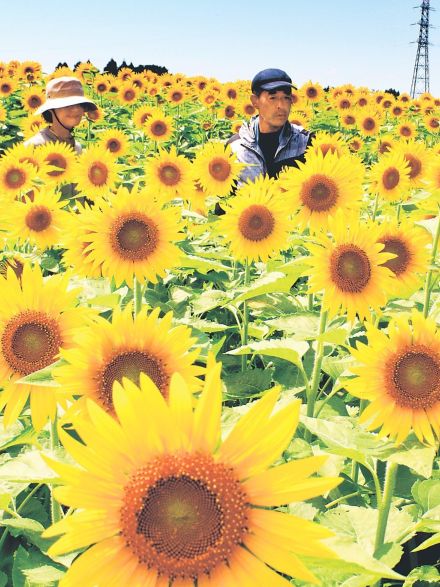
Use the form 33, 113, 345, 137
35, 76, 97, 115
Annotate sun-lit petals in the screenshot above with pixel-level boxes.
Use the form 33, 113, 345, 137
245, 532, 320, 584
192, 359, 222, 452
247, 475, 341, 506
229, 546, 293, 586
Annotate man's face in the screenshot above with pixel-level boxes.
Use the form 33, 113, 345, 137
251, 89, 292, 133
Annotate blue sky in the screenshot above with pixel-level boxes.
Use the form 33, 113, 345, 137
3, 0, 439, 96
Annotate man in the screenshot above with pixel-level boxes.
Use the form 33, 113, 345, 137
228, 68, 313, 184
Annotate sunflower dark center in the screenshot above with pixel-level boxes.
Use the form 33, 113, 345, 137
29, 96, 42, 109
404, 154, 422, 179
120, 453, 249, 580
382, 167, 400, 190
151, 121, 167, 136
208, 157, 231, 182
107, 139, 121, 153
99, 350, 169, 411
171, 92, 183, 102
330, 244, 371, 293
159, 164, 181, 186
380, 236, 411, 275
5, 168, 26, 189
379, 141, 392, 154
1, 311, 62, 375
46, 155, 67, 177
88, 161, 108, 186
388, 346, 440, 408
363, 117, 376, 131
124, 90, 135, 101
401, 126, 412, 137
301, 174, 339, 212
25, 207, 52, 232
113, 216, 159, 260
224, 105, 235, 118
307, 87, 318, 98
238, 204, 275, 241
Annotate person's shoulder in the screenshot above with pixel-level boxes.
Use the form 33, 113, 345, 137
23, 129, 49, 147
226, 133, 240, 146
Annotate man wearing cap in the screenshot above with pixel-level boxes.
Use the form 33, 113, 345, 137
25, 76, 97, 154
228, 68, 313, 184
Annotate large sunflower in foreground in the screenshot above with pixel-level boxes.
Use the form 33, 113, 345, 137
97, 128, 129, 159
54, 306, 204, 415
307, 212, 395, 322
144, 147, 194, 201
368, 150, 411, 202
218, 176, 293, 262
75, 147, 119, 200
373, 219, 431, 297
0, 264, 89, 430
81, 186, 182, 286
347, 311, 440, 445
193, 142, 244, 197
278, 150, 364, 233
5, 188, 68, 250
44, 364, 341, 586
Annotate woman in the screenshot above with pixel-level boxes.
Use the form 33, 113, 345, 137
25, 76, 97, 153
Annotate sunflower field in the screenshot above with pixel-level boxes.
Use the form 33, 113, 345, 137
0, 59, 439, 587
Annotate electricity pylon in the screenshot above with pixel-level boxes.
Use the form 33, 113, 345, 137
410, 0, 432, 97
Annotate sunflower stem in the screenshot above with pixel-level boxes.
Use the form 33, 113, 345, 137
423, 215, 440, 318
304, 307, 328, 440
307, 293, 314, 311
241, 259, 251, 372
133, 276, 143, 315
373, 461, 398, 564
50, 416, 63, 524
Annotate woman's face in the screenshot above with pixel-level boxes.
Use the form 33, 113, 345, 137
53, 104, 85, 128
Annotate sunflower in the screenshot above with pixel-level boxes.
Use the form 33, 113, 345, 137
117, 83, 140, 105
193, 142, 244, 197
425, 153, 440, 194
373, 219, 431, 297
423, 114, 439, 133
347, 311, 440, 445
301, 80, 324, 103
199, 89, 219, 108
306, 211, 395, 322
21, 86, 45, 113
1, 142, 46, 175
392, 140, 432, 189
373, 134, 397, 156
289, 110, 310, 128
0, 156, 37, 200
395, 120, 417, 140
75, 147, 119, 200
237, 98, 258, 118
368, 150, 411, 202
278, 149, 364, 233
86, 106, 105, 123
230, 119, 244, 134
5, 188, 68, 250
79, 186, 182, 286
308, 131, 349, 158
339, 110, 357, 129
143, 108, 175, 143
390, 103, 406, 118
20, 114, 46, 140
347, 137, 364, 153
36, 142, 78, 186
0, 78, 17, 97
18, 61, 42, 82
61, 202, 103, 278
358, 109, 383, 136
97, 129, 129, 159
144, 147, 194, 201
184, 181, 210, 215
132, 105, 155, 129
166, 83, 188, 106
93, 75, 111, 95
54, 306, 203, 416
0, 264, 89, 430
43, 362, 340, 586
218, 176, 293, 262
